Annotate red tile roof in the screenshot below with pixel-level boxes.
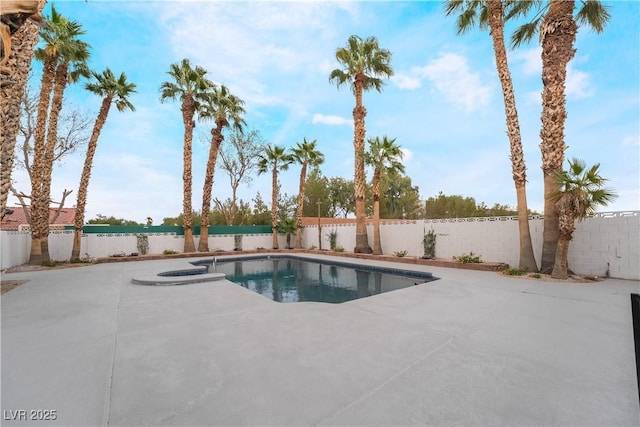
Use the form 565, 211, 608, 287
1, 206, 77, 231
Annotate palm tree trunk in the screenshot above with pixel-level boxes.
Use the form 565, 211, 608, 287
29, 53, 57, 264
1, 17, 41, 222
271, 167, 279, 249
198, 126, 223, 252
181, 96, 196, 253
72, 96, 112, 260
39, 61, 69, 261
539, 0, 577, 273
294, 163, 307, 249
372, 169, 382, 255
487, 0, 538, 272
551, 236, 570, 279
353, 74, 372, 254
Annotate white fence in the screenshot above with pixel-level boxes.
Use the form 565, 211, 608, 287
2, 212, 638, 280
301, 212, 639, 280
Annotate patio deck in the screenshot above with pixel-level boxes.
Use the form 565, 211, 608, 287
1, 254, 639, 426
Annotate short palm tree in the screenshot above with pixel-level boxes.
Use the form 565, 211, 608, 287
278, 218, 297, 249
330, 35, 393, 254
197, 85, 246, 252
364, 135, 404, 255
507, 0, 610, 272
290, 138, 324, 249
445, 0, 538, 272
71, 69, 136, 260
160, 59, 213, 253
29, 5, 89, 264
257, 144, 294, 249
551, 158, 616, 279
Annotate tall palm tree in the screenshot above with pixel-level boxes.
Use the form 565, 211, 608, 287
508, 0, 610, 272
38, 28, 89, 262
551, 158, 616, 279
71, 69, 136, 260
364, 135, 404, 255
29, 5, 89, 264
445, 0, 538, 272
257, 144, 293, 249
0, 1, 44, 222
160, 59, 213, 253
290, 138, 324, 249
329, 35, 393, 254
197, 84, 245, 252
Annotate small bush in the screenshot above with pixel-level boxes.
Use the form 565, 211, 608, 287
455, 252, 482, 264
163, 249, 178, 255
504, 268, 527, 276
42, 260, 61, 267
327, 230, 338, 251
71, 254, 95, 264
333, 246, 344, 252
394, 250, 408, 257
110, 252, 126, 257
529, 273, 542, 279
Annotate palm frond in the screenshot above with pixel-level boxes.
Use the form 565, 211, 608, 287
575, 0, 611, 33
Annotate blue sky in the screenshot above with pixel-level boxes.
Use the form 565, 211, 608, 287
10, 0, 639, 224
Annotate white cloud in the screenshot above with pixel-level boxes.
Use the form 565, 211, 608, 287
622, 134, 640, 147
566, 64, 593, 99
400, 148, 413, 163
391, 73, 422, 90
415, 53, 493, 111
312, 114, 352, 126
516, 47, 542, 76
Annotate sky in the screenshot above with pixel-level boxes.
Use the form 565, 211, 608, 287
9, 0, 640, 225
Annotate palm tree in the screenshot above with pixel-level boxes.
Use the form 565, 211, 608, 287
257, 144, 293, 249
71, 69, 136, 260
551, 158, 616, 279
160, 59, 213, 253
508, 0, 610, 272
0, 1, 44, 222
197, 85, 245, 252
290, 138, 324, 249
329, 35, 393, 254
29, 5, 89, 264
445, 0, 538, 272
278, 218, 297, 249
364, 135, 404, 255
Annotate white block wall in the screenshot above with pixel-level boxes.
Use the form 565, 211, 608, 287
2, 212, 638, 280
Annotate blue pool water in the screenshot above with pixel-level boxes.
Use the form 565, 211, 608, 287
196, 256, 437, 304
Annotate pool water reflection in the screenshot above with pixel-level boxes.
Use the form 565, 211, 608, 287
208, 256, 437, 304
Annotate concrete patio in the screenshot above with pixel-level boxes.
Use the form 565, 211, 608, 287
1, 254, 639, 426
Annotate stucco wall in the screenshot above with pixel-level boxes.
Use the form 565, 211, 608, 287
2, 212, 638, 280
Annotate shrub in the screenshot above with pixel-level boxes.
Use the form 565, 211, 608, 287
327, 230, 338, 251
455, 252, 482, 264
422, 229, 436, 259
529, 273, 542, 279
504, 268, 527, 276
136, 234, 149, 255
234, 234, 243, 251
394, 250, 408, 257
163, 249, 178, 255
333, 246, 344, 252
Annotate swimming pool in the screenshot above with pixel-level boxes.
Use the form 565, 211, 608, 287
195, 255, 437, 304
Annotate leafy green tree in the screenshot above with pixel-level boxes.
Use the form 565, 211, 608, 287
330, 35, 393, 253
380, 173, 422, 219
250, 192, 271, 226
551, 158, 616, 279
302, 167, 331, 217
87, 214, 140, 226
277, 218, 297, 249
328, 176, 356, 218
160, 59, 213, 252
